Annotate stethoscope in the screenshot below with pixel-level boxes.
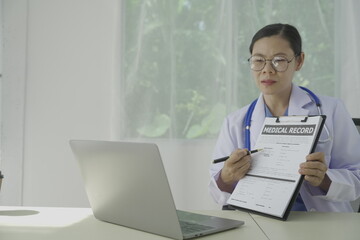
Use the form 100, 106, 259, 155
244, 86, 332, 150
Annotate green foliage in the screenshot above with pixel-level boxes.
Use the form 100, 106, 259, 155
185, 103, 226, 139
137, 114, 171, 137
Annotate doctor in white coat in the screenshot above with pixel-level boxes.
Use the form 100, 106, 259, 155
209, 23, 360, 212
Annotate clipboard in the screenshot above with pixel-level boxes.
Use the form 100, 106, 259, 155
227, 115, 326, 221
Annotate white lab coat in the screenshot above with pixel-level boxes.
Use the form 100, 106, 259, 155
209, 84, 360, 212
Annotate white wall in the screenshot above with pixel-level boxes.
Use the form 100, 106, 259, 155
0, 0, 219, 210
1, 0, 120, 207
1, 0, 29, 205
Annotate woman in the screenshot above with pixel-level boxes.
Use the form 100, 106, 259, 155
209, 23, 360, 212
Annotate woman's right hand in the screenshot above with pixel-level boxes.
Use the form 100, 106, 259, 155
217, 149, 251, 192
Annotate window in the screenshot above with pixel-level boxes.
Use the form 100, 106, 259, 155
120, 0, 335, 139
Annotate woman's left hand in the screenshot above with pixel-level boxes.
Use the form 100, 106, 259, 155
299, 152, 330, 190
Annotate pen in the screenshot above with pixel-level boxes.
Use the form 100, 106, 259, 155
212, 149, 263, 164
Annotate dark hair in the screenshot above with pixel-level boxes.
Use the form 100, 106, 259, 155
249, 23, 302, 55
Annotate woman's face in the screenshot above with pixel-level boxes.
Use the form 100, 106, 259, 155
251, 35, 304, 98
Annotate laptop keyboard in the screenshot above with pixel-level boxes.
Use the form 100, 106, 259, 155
180, 221, 214, 234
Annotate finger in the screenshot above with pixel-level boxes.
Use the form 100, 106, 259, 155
224, 157, 250, 177
300, 161, 327, 172
234, 160, 251, 180
232, 156, 251, 169
233, 149, 251, 160
227, 149, 250, 165
306, 152, 325, 163
299, 168, 325, 178
235, 158, 251, 171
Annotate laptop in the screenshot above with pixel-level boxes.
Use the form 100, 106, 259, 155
69, 140, 244, 240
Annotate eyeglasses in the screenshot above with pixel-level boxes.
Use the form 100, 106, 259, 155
248, 55, 298, 72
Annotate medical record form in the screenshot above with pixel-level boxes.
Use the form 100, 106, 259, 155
227, 115, 326, 220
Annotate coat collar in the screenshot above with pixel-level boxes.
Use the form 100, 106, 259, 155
248, 84, 313, 149
288, 84, 313, 116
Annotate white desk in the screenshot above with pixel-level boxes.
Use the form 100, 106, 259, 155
1, 206, 359, 240
251, 211, 360, 240
0, 206, 266, 240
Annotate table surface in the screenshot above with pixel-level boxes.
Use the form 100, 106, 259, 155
252, 211, 360, 240
0, 206, 359, 240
